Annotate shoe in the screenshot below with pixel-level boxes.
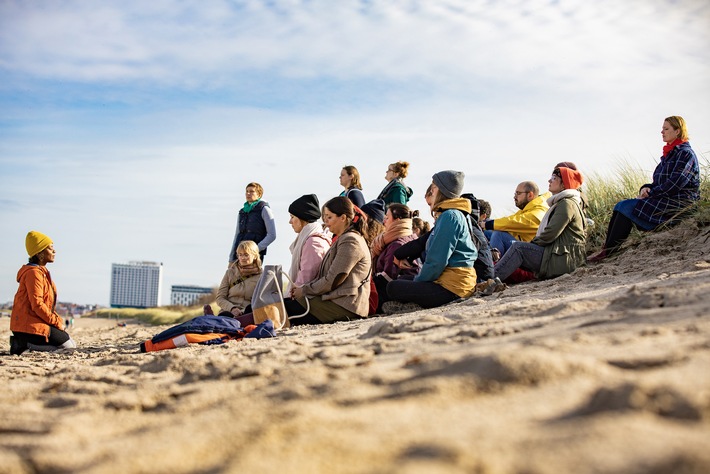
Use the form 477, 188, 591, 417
587, 248, 608, 263
381, 301, 423, 315
203, 304, 214, 315
10, 336, 27, 356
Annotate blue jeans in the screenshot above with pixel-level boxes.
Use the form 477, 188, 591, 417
613, 199, 656, 231
493, 241, 544, 281
484, 230, 517, 255
387, 279, 459, 308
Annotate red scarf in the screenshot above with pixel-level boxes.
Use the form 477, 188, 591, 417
662, 138, 686, 158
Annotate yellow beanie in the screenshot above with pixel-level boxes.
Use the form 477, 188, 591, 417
26, 231, 53, 257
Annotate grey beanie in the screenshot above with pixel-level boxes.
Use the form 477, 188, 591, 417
432, 170, 465, 199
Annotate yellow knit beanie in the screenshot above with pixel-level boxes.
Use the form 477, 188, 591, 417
26, 230, 53, 257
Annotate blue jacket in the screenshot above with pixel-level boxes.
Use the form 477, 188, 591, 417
415, 199, 477, 282
633, 141, 700, 226
151, 316, 275, 344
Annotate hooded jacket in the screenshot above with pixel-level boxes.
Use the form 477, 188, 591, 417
11, 264, 64, 339
377, 179, 414, 206
486, 193, 550, 242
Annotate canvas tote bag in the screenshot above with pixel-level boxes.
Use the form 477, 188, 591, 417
251, 265, 309, 330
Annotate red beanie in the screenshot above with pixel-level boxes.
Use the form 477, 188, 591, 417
558, 167, 583, 190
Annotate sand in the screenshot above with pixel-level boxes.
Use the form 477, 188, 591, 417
1, 221, 709, 474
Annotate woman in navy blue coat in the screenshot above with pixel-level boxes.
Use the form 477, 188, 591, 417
588, 116, 700, 262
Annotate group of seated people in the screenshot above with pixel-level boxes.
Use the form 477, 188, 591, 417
210, 115, 701, 328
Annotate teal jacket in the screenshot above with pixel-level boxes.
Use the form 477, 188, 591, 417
415, 198, 477, 282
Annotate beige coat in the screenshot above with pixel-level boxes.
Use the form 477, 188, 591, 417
301, 231, 371, 317
216, 264, 262, 313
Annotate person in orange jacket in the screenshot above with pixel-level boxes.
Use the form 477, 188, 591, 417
10, 231, 76, 355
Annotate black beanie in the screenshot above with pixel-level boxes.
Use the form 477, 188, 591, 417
288, 194, 321, 223
361, 199, 386, 224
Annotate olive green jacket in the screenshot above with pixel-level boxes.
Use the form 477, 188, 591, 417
532, 193, 586, 279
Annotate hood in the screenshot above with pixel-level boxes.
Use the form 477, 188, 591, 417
436, 197, 472, 214
17, 264, 42, 282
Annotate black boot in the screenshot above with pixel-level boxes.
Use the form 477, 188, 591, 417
10, 336, 27, 356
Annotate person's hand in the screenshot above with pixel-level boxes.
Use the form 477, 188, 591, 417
638, 187, 651, 199
230, 307, 243, 317
292, 286, 304, 299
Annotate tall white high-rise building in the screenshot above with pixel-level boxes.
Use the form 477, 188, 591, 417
110, 261, 163, 308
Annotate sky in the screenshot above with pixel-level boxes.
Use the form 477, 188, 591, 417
1, 0, 709, 306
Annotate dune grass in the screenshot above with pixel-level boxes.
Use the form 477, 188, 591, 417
93, 305, 206, 326
585, 152, 710, 252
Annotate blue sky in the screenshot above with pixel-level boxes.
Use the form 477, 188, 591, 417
1, 0, 709, 306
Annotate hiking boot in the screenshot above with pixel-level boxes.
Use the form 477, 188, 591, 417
10, 336, 27, 356
381, 301, 423, 315
203, 304, 214, 316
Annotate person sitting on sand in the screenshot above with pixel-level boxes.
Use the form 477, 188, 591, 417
286, 194, 332, 288
372, 203, 420, 313
377, 161, 414, 206
210, 240, 263, 317
484, 181, 549, 257
234, 197, 372, 326
477, 199, 491, 228
339, 165, 366, 208
10, 231, 77, 355
494, 165, 586, 281
588, 115, 700, 262
411, 216, 431, 237
386, 171, 478, 309
228, 182, 277, 263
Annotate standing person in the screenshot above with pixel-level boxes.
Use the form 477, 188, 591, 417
211, 240, 263, 318
377, 161, 413, 206
286, 194, 332, 289
371, 204, 420, 312
228, 182, 276, 263
483, 181, 549, 256
10, 231, 77, 355
588, 116, 700, 262
386, 171, 478, 309
494, 166, 587, 281
339, 166, 366, 208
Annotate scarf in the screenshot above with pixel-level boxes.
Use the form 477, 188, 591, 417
288, 222, 331, 286
536, 189, 582, 237
242, 199, 262, 213
371, 218, 413, 259
662, 138, 686, 158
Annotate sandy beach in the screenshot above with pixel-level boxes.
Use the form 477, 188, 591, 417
1, 220, 709, 474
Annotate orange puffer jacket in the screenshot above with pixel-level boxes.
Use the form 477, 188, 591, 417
11, 264, 64, 340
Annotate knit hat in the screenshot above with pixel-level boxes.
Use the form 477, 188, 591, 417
288, 194, 321, 223
26, 230, 53, 257
361, 199, 386, 224
432, 170, 465, 199
557, 167, 584, 190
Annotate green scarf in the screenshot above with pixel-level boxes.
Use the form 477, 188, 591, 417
242, 199, 261, 213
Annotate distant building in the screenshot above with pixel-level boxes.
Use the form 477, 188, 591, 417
171, 285, 213, 306
110, 261, 163, 308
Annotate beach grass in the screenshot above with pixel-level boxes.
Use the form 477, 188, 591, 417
585, 151, 710, 252
93, 305, 205, 325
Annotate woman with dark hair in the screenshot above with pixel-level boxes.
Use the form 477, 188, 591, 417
377, 161, 413, 206
339, 165, 366, 208
386, 171, 478, 309
494, 165, 587, 281
234, 197, 371, 326
588, 116, 700, 262
10, 231, 77, 355
371, 203, 420, 312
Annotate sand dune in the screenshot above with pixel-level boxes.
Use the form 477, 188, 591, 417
1, 222, 709, 473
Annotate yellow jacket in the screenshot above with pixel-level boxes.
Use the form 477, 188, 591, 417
490, 193, 550, 242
